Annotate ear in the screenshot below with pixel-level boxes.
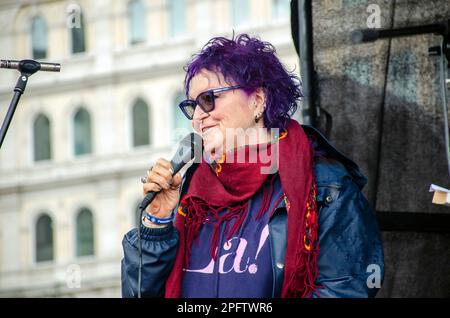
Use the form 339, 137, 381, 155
251, 87, 266, 115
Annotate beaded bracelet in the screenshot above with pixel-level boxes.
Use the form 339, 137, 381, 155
144, 212, 173, 225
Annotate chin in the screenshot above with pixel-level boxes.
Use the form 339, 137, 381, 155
199, 127, 224, 160
203, 141, 224, 161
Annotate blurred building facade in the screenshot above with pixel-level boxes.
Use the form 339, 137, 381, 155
0, 0, 299, 297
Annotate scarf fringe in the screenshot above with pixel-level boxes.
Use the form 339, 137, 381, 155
166, 120, 320, 299
283, 181, 320, 298
255, 174, 277, 221
181, 171, 279, 265
182, 158, 321, 298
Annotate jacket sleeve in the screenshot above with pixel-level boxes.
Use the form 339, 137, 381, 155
121, 223, 179, 298
311, 176, 385, 298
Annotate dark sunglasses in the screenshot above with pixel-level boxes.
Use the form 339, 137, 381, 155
178, 85, 243, 120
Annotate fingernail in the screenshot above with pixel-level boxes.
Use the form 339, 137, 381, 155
169, 168, 174, 175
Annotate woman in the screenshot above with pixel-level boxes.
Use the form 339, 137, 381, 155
121, 34, 384, 298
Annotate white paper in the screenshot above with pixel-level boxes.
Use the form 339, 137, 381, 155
429, 184, 450, 193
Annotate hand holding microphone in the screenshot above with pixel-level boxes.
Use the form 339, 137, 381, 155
137, 132, 203, 222
141, 159, 183, 219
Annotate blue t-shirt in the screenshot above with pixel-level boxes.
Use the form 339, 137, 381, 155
181, 173, 284, 298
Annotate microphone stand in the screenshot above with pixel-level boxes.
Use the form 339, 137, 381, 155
0, 59, 43, 148
352, 20, 450, 179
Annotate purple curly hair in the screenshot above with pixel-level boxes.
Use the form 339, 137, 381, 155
183, 33, 303, 130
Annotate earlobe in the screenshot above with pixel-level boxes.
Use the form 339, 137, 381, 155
250, 88, 266, 121
252, 102, 260, 116
253, 102, 265, 124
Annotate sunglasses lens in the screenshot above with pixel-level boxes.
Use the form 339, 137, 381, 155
179, 101, 195, 119
197, 91, 215, 112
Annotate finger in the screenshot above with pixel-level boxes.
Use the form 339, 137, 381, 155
143, 182, 162, 195
144, 165, 154, 183
154, 158, 173, 172
151, 165, 173, 184
171, 173, 182, 188
147, 171, 171, 190
169, 173, 182, 190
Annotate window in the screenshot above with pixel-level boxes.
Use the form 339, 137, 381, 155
73, 107, 92, 156
132, 98, 150, 147
76, 208, 94, 257
273, 0, 290, 19
172, 91, 192, 137
230, 0, 248, 27
35, 214, 54, 262
31, 16, 47, 59
70, 7, 86, 54
169, 0, 186, 37
33, 113, 52, 161
128, 0, 146, 45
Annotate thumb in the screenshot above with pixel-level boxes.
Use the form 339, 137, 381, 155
171, 172, 183, 188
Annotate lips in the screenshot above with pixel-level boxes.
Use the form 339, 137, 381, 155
201, 125, 216, 134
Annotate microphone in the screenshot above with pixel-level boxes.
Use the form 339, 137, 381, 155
352, 23, 448, 44
138, 132, 203, 211
351, 29, 379, 43
1, 59, 61, 72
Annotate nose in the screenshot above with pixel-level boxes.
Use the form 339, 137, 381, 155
192, 105, 209, 133
193, 104, 209, 121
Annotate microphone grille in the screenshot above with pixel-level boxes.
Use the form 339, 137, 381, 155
180, 132, 203, 150
174, 132, 203, 166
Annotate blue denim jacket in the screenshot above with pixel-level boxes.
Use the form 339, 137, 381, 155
121, 125, 385, 298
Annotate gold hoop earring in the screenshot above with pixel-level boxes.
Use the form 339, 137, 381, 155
254, 112, 262, 123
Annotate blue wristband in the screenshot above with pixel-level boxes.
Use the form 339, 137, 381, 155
144, 212, 173, 224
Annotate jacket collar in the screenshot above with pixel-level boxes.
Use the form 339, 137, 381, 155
301, 125, 368, 190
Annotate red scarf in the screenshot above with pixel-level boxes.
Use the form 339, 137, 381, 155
165, 119, 320, 298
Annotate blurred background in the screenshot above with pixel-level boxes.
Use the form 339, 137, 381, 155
0, 0, 299, 297
1, 0, 450, 298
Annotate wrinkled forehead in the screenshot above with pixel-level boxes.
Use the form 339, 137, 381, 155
188, 69, 231, 99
